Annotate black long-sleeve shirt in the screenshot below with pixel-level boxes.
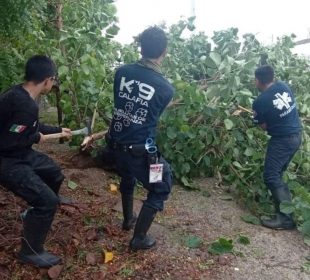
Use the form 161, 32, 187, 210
0, 85, 62, 157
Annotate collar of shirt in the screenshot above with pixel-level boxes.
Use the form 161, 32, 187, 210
137, 58, 162, 74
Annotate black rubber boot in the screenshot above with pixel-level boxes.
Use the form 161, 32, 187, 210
17, 212, 62, 268
129, 205, 157, 250
121, 194, 137, 230
262, 187, 295, 230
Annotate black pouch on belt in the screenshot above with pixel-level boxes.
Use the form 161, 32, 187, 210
147, 152, 158, 165
129, 144, 146, 157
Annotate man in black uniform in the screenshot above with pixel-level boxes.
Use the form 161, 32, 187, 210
83, 26, 174, 250
252, 65, 302, 229
0, 55, 71, 267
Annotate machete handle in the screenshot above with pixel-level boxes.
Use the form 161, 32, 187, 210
43, 132, 66, 140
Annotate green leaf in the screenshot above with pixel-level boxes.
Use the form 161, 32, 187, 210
301, 208, 310, 221
203, 156, 211, 167
232, 161, 242, 169
174, 81, 187, 89
244, 147, 254, 157
209, 52, 221, 67
180, 124, 190, 132
167, 127, 177, 139
180, 176, 191, 187
80, 54, 90, 63
301, 220, 310, 237
239, 89, 253, 97
302, 163, 310, 172
12, 48, 24, 61
58, 65, 69, 76
240, 214, 261, 225
301, 261, 310, 273
303, 236, 310, 246
81, 64, 90, 75
68, 180, 78, 190
208, 238, 233, 255
279, 201, 295, 215
106, 24, 120, 36
246, 129, 254, 140
182, 163, 191, 173
224, 119, 234, 130
184, 235, 203, 248
238, 235, 250, 245
204, 56, 217, 69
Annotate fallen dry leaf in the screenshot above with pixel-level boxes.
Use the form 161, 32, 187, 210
103, 251, 114, 263
109, 183, 118, 192
47, 265, 63, 279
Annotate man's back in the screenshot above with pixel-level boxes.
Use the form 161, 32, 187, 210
253, 81, 301, 136
110, 63, 174, 144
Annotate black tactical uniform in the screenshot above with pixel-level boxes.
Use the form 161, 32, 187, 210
0, 84, 64, 267
107, 58, 174, 250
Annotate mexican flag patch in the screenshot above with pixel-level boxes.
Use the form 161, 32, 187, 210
9, 124, 27, 133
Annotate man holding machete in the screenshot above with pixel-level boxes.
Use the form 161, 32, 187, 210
0, 55, 71, 267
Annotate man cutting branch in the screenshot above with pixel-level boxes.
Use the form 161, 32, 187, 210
0, 55, 71, 267
252, 65, 302, 229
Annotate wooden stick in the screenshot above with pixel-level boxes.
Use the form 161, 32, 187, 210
237, 105, 252, 114
44, 132, 65, 140
91, 129, 108, 141
91, 102, 98, 132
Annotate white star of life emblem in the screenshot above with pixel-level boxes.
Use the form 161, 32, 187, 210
273, 92, 292, 110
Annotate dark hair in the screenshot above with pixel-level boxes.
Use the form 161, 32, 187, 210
138, 26, 167, 59
255, 65, 274, 85
24, 55, 56, 83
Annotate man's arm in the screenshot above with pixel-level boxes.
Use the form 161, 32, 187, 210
38, 122, 62, 135
252, 98, 267, 130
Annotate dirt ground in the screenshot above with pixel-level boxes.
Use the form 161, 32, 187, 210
0, 142, 309, 280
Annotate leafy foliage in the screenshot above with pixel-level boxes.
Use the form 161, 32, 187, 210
238, 235, 250, 245
208, 238, 234, 255
184, 235, 204, 249
0, 7, 310, 238
240, 214, 261, 225
0, 0, 45, 37
157, 19, 310, 236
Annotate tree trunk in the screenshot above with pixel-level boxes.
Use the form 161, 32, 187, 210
55, 2, 64, 127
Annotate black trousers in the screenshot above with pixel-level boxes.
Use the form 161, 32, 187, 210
113, 149, 173, 211
263, 133, 301, 191
0, 149, 64, 218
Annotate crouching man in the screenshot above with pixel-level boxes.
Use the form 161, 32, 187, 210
0, 55, 72, 267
